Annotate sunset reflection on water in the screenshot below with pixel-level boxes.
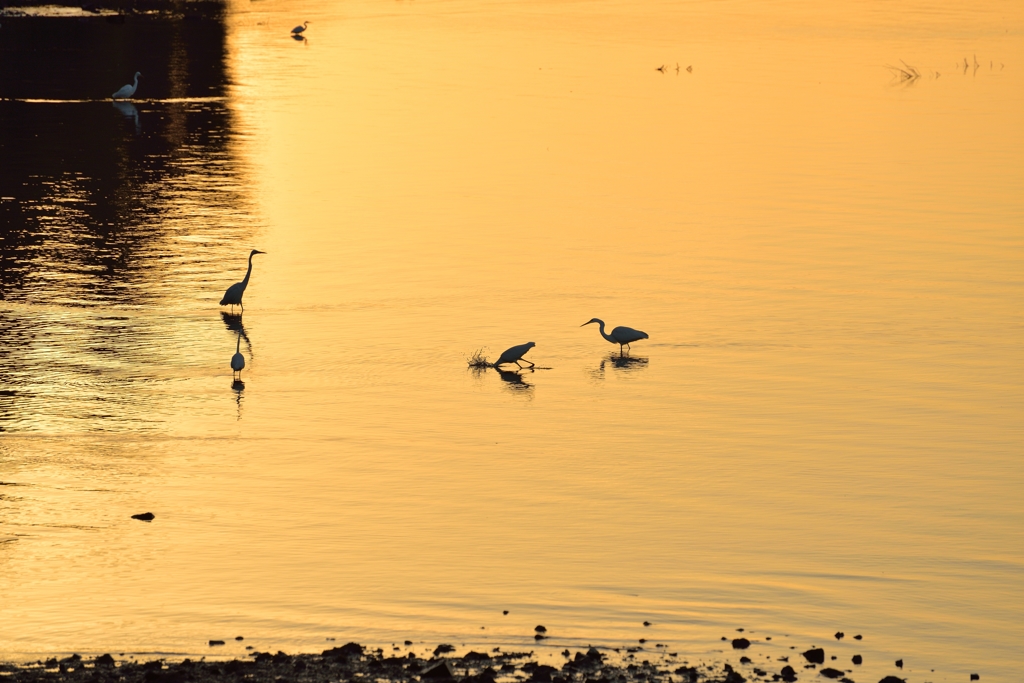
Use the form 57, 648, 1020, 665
1, 1, 1022, 681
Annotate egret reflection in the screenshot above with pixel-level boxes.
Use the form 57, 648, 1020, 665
112, 100, 140, 133
495, 367, 534, 395
589, 354, 649, 381
221, 312, 252, 356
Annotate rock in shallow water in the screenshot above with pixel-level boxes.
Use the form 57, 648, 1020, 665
780, 665, 797, 682
819, 669, 844, 679
878, 677, 905, 683
732, 638, 750, 650
802, 648, 825, 664
132, 512, 155, 521
852, 655, 862, 665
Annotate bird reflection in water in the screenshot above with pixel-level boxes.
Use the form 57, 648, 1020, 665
111, 100, 140, 134
589, 354, 649, 381
495, 367, 534, 396
231, 378, 245, 420
221, 311, 252, 356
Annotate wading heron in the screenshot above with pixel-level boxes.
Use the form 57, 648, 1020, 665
112, 72, 141, 100
231, 333, 245, 380
220, 249, 265, 313
291, 21, 309, 35
494, 342, 535, 368
581, 318, 648, 353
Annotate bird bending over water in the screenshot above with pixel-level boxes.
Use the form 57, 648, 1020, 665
231, 333, 245, 380
112, 72, 141, 100
220, 249, 265, 313
494, 342, 536, 368
581, 318, 648, 354
291, 20, 309, 35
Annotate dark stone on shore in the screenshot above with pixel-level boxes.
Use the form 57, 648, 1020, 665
236, 636, 244, 641
638, 639, 646, 644
732, 638, 750, 650
895, 659, 903, 669
970, 675, 980, 681
272, 653, 291, 665
802, 648, 825, 664
820, 669, 844, 679
209, 640, 225, 646
132, 512, 155, 521
834, 632, 844, 640
724, 671, 745, 683
853, 635, 862, 640
878, 677, 905, 683
323, 643, 364, 659
142, 661, 163, 671
422, 662, 455, 680
739, 656, 751, 664
95, 655, 115, 667
463, 652, 491, 662
528, 663, 561, 679
501, 663, 516, 672
503, 610, 509, 615
852, 655, 862, 665
780, 665, 797, 682
586, 648, 603, 661
643, 621, 651, 626
535, 625, 547, 633
405, 641, 413, 645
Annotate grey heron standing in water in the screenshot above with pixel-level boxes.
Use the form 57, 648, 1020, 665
581, 318, 648, 354
231, 333, 245, 380
220, 249, 265, 313
494, 342, 536, 368
291, 21, 309, 35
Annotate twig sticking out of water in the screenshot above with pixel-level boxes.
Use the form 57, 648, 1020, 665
886, 60, 920, 83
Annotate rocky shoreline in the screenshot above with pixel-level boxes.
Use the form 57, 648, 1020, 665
0, 639, 935, 683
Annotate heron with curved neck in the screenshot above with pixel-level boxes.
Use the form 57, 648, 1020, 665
112, 72, 141, 100
220, 249, 265, 314
231, 332, 245, 380
291, 20, 309, 35
581, 318, 649, 354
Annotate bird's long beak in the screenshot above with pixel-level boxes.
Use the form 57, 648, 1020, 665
255, 250, 266, 254
580, 321, 593, 326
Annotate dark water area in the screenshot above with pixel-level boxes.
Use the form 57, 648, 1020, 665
0, 9, 256, 429
0, 10, 235, 303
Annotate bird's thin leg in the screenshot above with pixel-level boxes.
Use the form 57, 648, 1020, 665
523, 359, 535, 368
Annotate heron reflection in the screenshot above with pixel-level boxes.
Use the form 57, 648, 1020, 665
112, 100, 140, 133
590, 354, 649, 380
495, 366, 534, 394
220, 311, 252, 356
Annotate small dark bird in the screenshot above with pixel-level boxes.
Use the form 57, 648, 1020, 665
835, 632, 845, 640
643, 621, 651, 626
656, 65, 665, 72
535, 625, 547, 633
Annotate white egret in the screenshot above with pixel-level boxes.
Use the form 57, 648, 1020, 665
112, 72, 141, 100
494, 342, 536, 368
581, 318, 649, 353
220, 249, 265, 313
231, 333, 245, 380
291, 20, 309, 34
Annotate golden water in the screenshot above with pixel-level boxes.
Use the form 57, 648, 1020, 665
1, 1, 1022, 681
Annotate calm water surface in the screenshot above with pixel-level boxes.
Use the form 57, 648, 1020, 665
1, 1, 1022, 681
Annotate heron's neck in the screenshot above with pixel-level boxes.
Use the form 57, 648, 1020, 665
241, 254, 254, 286
595, 320, 613, 342
236, 335, 242, 352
